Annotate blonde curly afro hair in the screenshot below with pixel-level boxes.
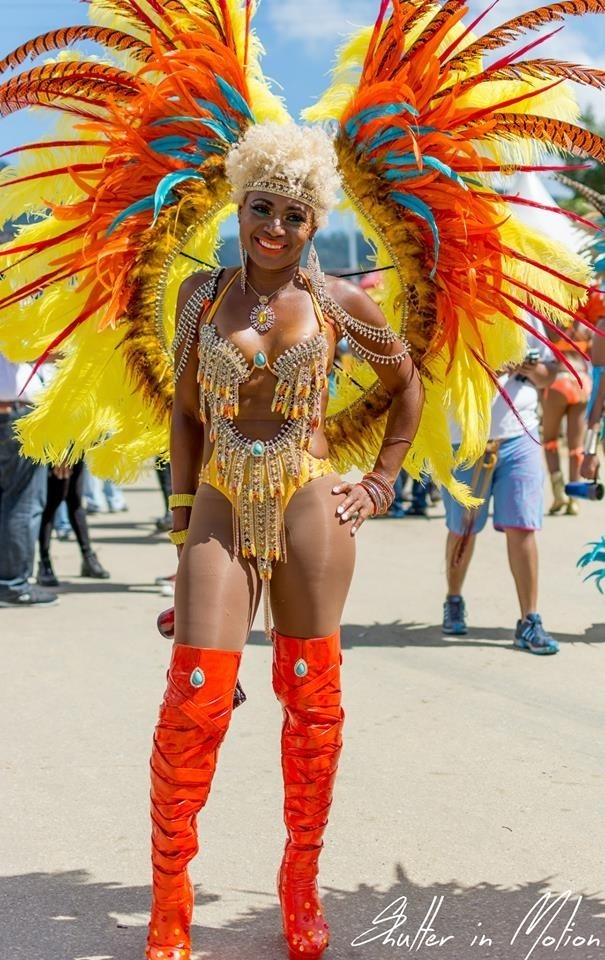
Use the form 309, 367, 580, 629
225, 122, 341, 227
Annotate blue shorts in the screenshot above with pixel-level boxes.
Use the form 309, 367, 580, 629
443, 434, 544, 535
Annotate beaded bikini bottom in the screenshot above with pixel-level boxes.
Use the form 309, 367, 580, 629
200, 418, 332, 634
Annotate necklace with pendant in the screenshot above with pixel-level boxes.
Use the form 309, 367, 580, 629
246, 272, 298, 334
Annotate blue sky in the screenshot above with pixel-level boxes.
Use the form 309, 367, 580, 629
1, 0, 603, 155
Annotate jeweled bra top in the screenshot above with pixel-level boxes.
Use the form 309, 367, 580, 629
197, 271, 329, 427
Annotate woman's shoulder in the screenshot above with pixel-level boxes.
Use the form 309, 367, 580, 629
324, 274, 359, 303
177, 266, 238, 307
322, 274, 386, 326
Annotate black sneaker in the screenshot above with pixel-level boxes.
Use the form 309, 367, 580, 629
81, 552, 110, 579
37, 557, 60, 587
0, 585, 59, 607
155, 512, 173, 532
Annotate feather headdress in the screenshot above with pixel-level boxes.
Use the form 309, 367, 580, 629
308, 0, 604, 475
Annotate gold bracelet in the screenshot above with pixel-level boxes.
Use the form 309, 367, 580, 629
168, 528, 189, 545
168, 493, 195, 509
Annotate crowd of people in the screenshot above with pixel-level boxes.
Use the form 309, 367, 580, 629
0, 355, 172, 607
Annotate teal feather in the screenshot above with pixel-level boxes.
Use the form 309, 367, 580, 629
215, 76, 254, 121
107, 196, 155, 235
384, 154, 468, 188
152, 169, 205, 222
577, 538, 605, 593
389, 190, 440, 276
346, 101, 419, 137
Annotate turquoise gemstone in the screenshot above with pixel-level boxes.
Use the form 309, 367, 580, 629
190, 667, 206, 688
251, 440, 265, 457
254, 351, 267, 368
294, 658, 308, 678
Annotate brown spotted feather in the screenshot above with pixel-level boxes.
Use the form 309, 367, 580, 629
0, 27, 153, 76
447, 0, 605, 71
487, 113, 605, 162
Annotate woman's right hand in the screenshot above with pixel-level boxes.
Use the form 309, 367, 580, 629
332, 480, 376, 535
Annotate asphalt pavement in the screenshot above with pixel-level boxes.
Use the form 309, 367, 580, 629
1, 472, 603, 960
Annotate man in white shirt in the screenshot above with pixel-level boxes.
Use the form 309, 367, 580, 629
440, 329, 558, 654
0, 353, 58, 606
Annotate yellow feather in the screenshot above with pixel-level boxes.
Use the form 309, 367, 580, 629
15, 323, 169, 481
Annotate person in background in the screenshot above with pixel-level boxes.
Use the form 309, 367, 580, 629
37, 458, 111, 585
0, 352, 58, 606
153, 457, 177, 592
542, 316, 592, 515
441, 328, 559, 655
83, 462, 129, 514
154, 457, 172, 532
581, 292, 605, 481
54, 500, 72, 540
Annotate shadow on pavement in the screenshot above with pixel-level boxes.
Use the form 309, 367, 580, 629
52, 581, 161, 596
247, 622, 605, 649
84, 517, 172, 546
2, 864, 603, 960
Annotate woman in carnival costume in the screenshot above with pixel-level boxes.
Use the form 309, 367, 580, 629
577, 291, 605, 589
542, 312, 593, 515
556, 176, 605, 589
572, 183, 605, 590
541, 176, 604, 515
577, 183, 605, 484
1, 2, 605, 958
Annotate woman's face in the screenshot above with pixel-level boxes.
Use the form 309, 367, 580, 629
239, 191, 315, 269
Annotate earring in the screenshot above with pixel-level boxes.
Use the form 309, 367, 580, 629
239, 239, 248, 292
306, 239, 324, 296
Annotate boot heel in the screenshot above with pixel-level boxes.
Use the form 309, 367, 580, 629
278, 862, 329, 959
146, 873, 193, 960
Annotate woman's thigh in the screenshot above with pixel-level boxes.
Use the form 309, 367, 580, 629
270, 473, 356, 637
566, 400, 588, 448
175, 484, 262, 650
541, 387, 568, 441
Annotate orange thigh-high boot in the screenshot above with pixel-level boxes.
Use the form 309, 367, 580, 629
272, 630, 344, 960
147, 643, 241, 960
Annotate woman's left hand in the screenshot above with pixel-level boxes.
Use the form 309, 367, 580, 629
581, 452, 600, 481
332, 481, 375, 535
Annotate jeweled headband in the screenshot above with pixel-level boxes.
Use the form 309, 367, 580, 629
243, 176, 320, 210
